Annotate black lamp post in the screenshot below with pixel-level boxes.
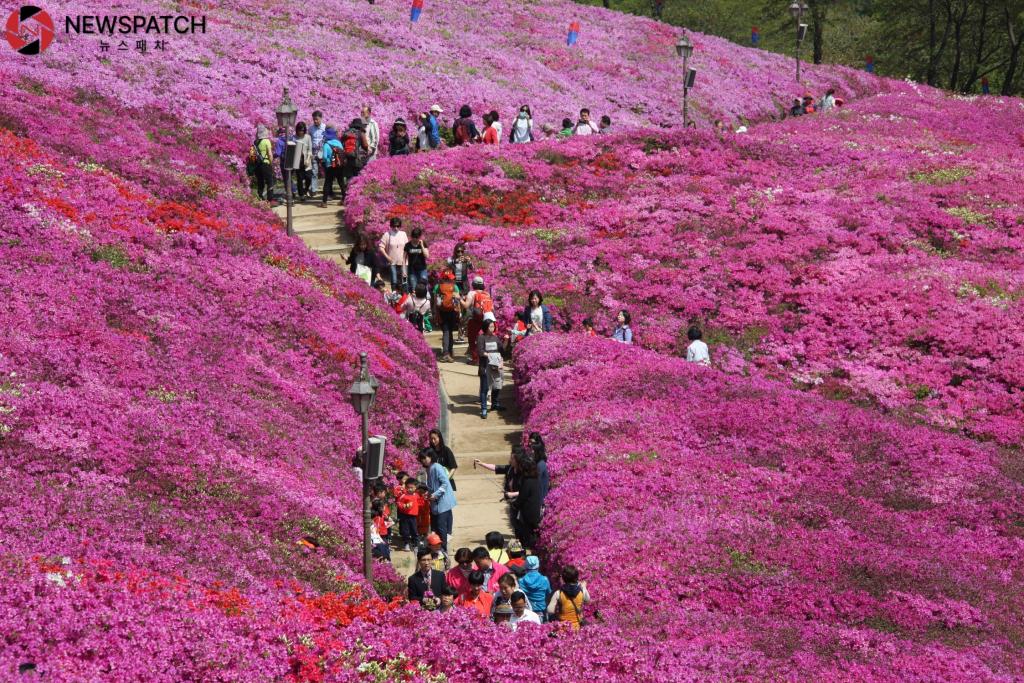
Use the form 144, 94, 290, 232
789, 1, 809, 84
675, 34, 694, 127
274, 87, 298, 237
348, 352, 379, 583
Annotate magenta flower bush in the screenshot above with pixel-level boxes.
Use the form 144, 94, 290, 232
514, 333, 1024, 680
2, 0, 880, 150
347, 87, 1024, 443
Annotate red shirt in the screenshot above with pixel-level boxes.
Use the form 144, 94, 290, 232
397, 492, 421, 516
482, 126, 499, 145
373, 515, 388, 536
455, 590, 493, 618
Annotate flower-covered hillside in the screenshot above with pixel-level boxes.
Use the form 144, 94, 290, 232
347, 87, 1024, 443
2, 0, 880, 151
0, 126, 443, 676
516, 334, 1024, 681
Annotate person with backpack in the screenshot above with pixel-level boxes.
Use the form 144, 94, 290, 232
319, 126, 345, 207
476, 316, 504, 419
389, 118, 412, 156
403, 282, 432, 333
378, 217, 408, 290
547, 566, 590, 630
463, 276, 493, 363
309, 110, 326, 196
340, 118, 369, 202
452, 105, 480, 146
361, 105, 380, 163
248, 125, 275, 201
509, 105, 534, 144
523, 290, 552, 336
427, 105, 443, 149
404, 227, 430, 292
572, 108, 599, 136
434, 269, 462, 363
292, 121, 313, 200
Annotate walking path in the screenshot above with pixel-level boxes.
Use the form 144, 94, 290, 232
272, 197, 520, 581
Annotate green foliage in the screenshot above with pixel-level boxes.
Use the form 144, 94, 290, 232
492, 158, 526, 179
90, 244, 149, 273
910, 166, 973, 185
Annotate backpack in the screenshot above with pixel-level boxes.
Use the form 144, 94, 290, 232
246, 139, 264, 175
472, 290, 493, 318
453, 119, 471, 145
328, 141, 344, 169
438, 282, 457, 312
342, 131, 359, 159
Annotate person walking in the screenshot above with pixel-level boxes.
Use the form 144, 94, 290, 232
446, 547, 476, 597
427, 105, 443, 149
472, 546, 510, 593
523, 290, 552, 336
611, 310, 633, 344
404, 227, 430, 292
572, 108, 599, 136
434, 269, 462, 362
463, 276, 493, 363
388, 118, 412, 156
509, 456, 542, 548
250, 125, 275, 202
309, 110, 326, 196
319, 125, 344, 207
509, 105, 534, 144
347, 233, 378, 284
418, 449, 456, 551
452, 105, 480, 146
361, 105, 380, 162
528, 432, 550, 506
273, 126, 295, 198
408, 547, 449, 603
509, 590, 542, 629
396, 476, 421, 551
547, 566, 590, 630
447, 242, 473, 295
685, 325, 711, 366
292, 121, 313, 200
378, 217, 409, 290
340, 118, 369, 202
403, 283, 432, 333
477, 317, 504, 419
454, 571, 493, 618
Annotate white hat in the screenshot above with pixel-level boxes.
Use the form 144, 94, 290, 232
483, 312, 496, 323
430, 104, 443, 113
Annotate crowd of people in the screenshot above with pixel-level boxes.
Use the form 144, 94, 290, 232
246, 103, 619, 205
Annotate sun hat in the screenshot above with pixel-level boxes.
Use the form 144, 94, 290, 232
483, 311, 496, 323
506, 539, 524, 555
430, 104, 443, 113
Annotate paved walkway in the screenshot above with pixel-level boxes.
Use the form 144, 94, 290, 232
271, 197, 519, 580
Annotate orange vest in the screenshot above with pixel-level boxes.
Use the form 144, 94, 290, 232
556, 590, 585, 630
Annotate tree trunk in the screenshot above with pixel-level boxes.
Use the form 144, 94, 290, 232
927, 0, 955, 86
1003, 5, 1023, 95
811, 3, 826, 64
963, 0, 990, 91
948, 1, 970, 90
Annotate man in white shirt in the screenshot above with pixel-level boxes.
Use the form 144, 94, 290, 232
685, 325, 711, 366
509, 591, 542, 630
378, 217, 408, 290
361, 105, 380, 162
572, 108, 599, 136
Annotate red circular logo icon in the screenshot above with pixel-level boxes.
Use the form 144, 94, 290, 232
4, 6, 55, 55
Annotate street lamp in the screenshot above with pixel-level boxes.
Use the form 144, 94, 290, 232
274, 87, 298, 237
348, 352, 379, 583
675, 34, 695, 127
788, 0, 809, 84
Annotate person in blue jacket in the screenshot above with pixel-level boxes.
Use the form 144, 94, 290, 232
523, 290, 553, 336
418, 448, 456, 551
518, 555, 551, 619
427, 104, 442, 149
319, 126, 344, 207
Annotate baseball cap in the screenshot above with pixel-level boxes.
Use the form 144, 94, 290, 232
426, 533, 442, 547
430, 104, 443, 113
472, 275, 484, 285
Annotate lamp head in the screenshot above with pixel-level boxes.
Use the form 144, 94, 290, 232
789, 1, 802, 19
275, 87, 298, 131
675, 34, 693, 60
348, 353, 378, 415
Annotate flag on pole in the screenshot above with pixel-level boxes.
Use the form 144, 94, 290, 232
567, 21, 580, 46
865, 55, 874, 73
981, 76, 990, 94
410, 0, 423, 22
751, 26, 759, 47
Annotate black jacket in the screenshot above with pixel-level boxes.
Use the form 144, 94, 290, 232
512, 476, 542, 527
389, 131, 411, 156
408, 569, 448, 602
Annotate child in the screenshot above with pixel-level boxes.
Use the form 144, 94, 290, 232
582, 318, 596, 337
416, 483, 431, 539
546, 565, 590, 630
372, 482, 392, 543
396, 478, 421, 551
370, 501, 392, 562
425, 532, 450, 571
392, 471, 410, 500
486, 531, 510, 566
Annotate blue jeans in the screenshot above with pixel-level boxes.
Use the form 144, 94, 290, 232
431, 509, 453, 551
387, 264, 405, 289
408, 268, 429, 292
310, 158, 321, 193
